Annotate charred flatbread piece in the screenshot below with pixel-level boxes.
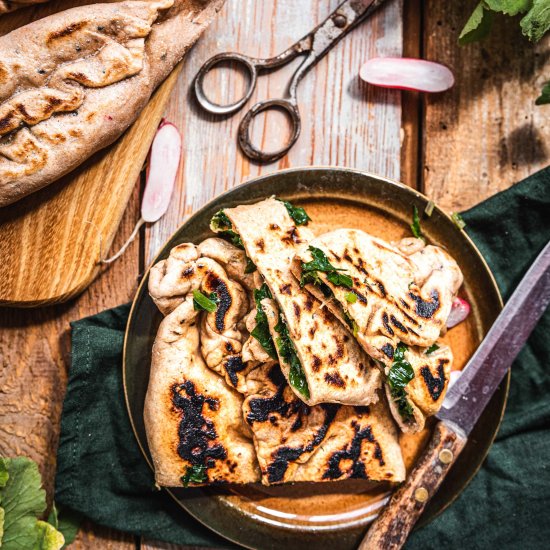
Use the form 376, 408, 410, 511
244, 363, 405, 484
0, 0, 224, 206
217, 198, 382, 407
144, 296, 259, 487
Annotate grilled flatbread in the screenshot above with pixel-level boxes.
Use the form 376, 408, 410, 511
0, 0, 224, 206
243, 362, 405, 484
144, 295, 260, 487
218, 198, 382, 407
293, 230, 461, 433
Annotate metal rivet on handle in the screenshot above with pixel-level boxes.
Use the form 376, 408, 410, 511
414, 487, 429, 503
333, 14, 347, 27
439, 449, 454, 464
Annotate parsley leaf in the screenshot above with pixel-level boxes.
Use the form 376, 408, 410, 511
459, 1, 495, 44
536, 81, 550, 105
425, 343, 440, 355
387, 343, 415, 421
300, 246, 352, 290
410, 205, 425, 241
48, 504, 81, 547
278, 199, 311, 226
520, 0, 550, 42
451, 212, 467, 230
210, 210, 244, 249
35, 520, 65, 550
274, 316, 310, 399
250, 284, 278, 360
192, 290, 218, 313
345, 292, 357, 303
244, 257, 257, 274
181, 465, 208, 487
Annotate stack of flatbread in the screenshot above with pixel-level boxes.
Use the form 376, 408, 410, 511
0, 0, 224, 207
144, 197, 465, 487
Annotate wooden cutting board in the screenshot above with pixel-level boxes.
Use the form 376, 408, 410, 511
0, 0, 222, 307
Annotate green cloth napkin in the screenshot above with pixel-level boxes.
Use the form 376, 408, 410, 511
55, 167, 550, 549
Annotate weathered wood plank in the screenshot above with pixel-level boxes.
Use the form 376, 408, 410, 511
145, 0, 405, 264
422, 0, 550, 211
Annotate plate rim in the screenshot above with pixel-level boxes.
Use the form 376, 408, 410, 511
123, 166, 508, 548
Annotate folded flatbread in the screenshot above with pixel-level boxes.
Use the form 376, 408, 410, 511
244, 362, 405, 484
144, 295, 260, 487
217, 198, 382, 407
293, 231, 461, 432
0, 0, 224, 206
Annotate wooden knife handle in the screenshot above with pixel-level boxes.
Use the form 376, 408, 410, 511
359, 420, 467, 550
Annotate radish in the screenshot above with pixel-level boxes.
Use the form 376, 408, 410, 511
446, 297, 471, 328
359, 57, 454, 93
101, 120, 182, 264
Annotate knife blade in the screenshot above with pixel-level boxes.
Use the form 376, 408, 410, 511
359, 238, 550, 550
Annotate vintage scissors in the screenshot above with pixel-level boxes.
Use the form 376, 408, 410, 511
194, 0, 389, 163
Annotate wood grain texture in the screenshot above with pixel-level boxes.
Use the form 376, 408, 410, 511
358, 421, 467, 550
421, 0, 550, 211
145, 0, 404, 264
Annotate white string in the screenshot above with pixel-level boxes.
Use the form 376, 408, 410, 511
100, 217, 146, 265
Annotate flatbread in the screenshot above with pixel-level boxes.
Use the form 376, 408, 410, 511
221, 198, 382, 407
144, 296, 259, 487
243, 363, 405, 484
0, 0, 224, 206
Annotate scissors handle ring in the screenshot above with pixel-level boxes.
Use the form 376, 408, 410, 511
194, 52, 258, 116
238, 98, 301, 163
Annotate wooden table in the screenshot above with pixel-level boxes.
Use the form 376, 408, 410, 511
0, 0, 548, 548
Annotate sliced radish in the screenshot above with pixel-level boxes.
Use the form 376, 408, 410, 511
359, 57, 454, 93
142, 120, 182, 223
446, 297, 471, 328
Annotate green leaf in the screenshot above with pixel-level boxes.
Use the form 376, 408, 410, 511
244, 257, 256, 274
192, 290, 218, 313
459, 2, 495, 44
181, 465, 208, 487
451, 212, 467, 230
250, 284, 278, 360
300, 247, 352, 290
410, 205, 425, 241
485, 0, 531, 16
0, 457, 46, 550
209, 210, 244, 249
521, 0, 550, 41
34, 521, 64, 550
425, 343, 440, 355
0, 458, 8, 489
47, 504, 58, 530
55, 506, 81, 548
0, 506, 5, 547
345, 292, 357, 304
274, 316, 310, 399
387, 343, 415, 421
536, 81, 550, 104
278, 199, 311, 226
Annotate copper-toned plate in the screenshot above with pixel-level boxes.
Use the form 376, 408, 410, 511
123, 167, 508, 549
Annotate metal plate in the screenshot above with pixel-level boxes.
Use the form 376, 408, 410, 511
123, 167, 508, 550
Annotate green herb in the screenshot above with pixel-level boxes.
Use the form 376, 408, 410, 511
536, 81, 550, 105
181, 465, 208, 487
244, 257, 256, 274
0, 457, 67, 550
459, 1, 550, 104
274, 316, 310, 399
250, 284, 278, 360
192, 290, 218, 313
425, 343, 440, 355
410, 205, 425, 241
451, 212, 466, 230
352, 321, 359, 338
210, 210, 244, 249
342, 311, 359, 337
300, 246, 353, 289
278, 199, 311, 226
345, 292, 357, 303
387, 343, 415, 421
425, 200, 435, 217
47, 503, 81, 548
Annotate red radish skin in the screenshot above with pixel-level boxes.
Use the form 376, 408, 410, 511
359, 57, 454, 93
446, 297, 471, 328
142, 120, 182, 223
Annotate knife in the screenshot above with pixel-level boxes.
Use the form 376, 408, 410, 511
359, 239, 550, 550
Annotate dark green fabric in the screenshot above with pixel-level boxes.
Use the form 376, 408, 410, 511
55, 167, 550, 549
